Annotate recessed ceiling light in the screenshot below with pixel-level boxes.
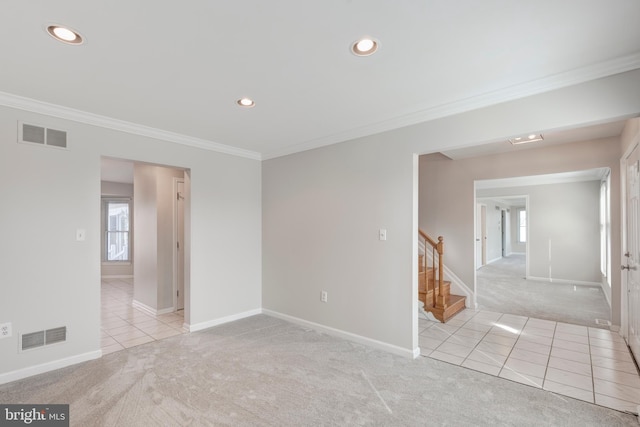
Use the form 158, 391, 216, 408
47, 25, 83, 45
352, 38, 378, 56
237, 98, 255, 108
509, 134, 544, 145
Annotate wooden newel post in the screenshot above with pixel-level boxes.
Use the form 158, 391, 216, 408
436, 236, 446, 308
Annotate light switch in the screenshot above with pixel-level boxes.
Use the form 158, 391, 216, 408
379, 229, 387, 241
76, 229, 86, 241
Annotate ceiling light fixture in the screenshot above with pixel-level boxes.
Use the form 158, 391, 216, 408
509, 133, 544, 145
47, 25, 83, 45
237, 98, 255, 108
352, 37, 378, 56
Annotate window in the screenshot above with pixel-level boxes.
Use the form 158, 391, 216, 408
104, 199, 130, 262
517, 208, 527, 243
600, 173, 611, 286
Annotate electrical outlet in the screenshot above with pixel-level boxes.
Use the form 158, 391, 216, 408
0, 323, 12, 339
321, 291, 328, 303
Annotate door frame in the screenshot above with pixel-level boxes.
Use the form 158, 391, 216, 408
481, 205, 487, 266
501, 209, 507, 257
173, 177, 185, 312
475, 203, 487, 269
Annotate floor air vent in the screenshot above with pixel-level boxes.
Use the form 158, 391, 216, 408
21, 327, 67, 351
18, 122, 68, 149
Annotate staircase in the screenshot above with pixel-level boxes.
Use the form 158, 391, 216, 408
418, 231, 466, 323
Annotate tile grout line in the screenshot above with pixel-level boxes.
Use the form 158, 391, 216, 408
496, 313, 522, 379
426, 310, 488, 362
459, 312, 499, 368
539, 320, 558, 392
587, 327, 596, 405
500, 315, 552, 388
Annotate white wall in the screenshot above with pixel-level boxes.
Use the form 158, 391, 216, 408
133, 164, 185, 312
510, 207, 526, 254
264, 69, 640, 354
101, 181, 134, 277
263, 137, 415, 355
503, 207, 513, 256
0, 106, 261, 382
133, 164, 160, 310
478, 181, 602, 284
101, 181, 133, 197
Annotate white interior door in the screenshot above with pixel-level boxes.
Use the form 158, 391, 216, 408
176, 180, 185, 311
625, 145, 640, 360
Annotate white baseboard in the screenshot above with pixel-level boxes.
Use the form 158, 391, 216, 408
0, 350, 101, 385
527, 276, 601, 287
101, 275, 134, 279
132, 300, 174, 316
487, 257, 502, 265
413, 347, 421, 359
189, 308, 262, 332
263, 309, 415, 359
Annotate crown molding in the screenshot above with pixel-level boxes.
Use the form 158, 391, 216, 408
262, 52, 640, 160
0, 92, 262, 161
2, 52, 639, 162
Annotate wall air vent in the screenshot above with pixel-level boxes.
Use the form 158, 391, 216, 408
18, 121, 68, 149
21, 331, 45, 351
45, 327, 67, 345
20, 326, 67, 351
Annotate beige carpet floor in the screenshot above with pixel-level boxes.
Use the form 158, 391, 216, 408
477, 254, 611, 328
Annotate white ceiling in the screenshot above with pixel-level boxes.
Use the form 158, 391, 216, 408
1, 1, 640, 160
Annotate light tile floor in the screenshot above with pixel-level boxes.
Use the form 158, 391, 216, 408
101, 277, 186, 355
420, 310, 640, 415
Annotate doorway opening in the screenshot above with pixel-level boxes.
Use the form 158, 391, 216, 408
474, 169, 611, 327
100, 157, 191, 353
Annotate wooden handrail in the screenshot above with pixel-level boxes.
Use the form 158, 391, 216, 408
418, 230, 446, 310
